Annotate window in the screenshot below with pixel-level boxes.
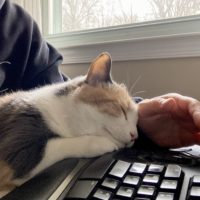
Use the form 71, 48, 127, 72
43, 0, 200, 64
44, 0, 200, 35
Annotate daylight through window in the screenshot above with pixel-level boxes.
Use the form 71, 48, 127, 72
47, 0, 200, 34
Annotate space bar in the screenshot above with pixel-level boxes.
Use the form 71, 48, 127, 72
80, 153, 115, 179
65, 180, 98, 199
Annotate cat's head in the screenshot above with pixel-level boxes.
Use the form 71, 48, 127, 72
70, 53, 138, 148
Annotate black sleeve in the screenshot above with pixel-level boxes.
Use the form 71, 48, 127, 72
0, 0, 68, 92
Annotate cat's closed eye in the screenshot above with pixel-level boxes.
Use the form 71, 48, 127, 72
121, 106, 127, 120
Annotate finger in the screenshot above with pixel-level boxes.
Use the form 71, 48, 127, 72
160, 94, 200, 121
138, 98, 176, 117
160, 93, 198, 113
159, 93, 192, 101
160, 98, 177, 113
165, 99, 200, 132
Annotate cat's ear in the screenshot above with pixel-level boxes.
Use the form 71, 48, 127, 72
85, 52, 113, 86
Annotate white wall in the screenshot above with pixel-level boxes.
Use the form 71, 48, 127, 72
60, 57, 200, 99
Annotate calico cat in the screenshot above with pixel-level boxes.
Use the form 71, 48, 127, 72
0, 53, 138, 197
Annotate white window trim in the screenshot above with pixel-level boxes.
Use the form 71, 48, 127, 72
45, 15, 200, 64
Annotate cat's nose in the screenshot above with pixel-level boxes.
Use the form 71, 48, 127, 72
130, 132, 136, 141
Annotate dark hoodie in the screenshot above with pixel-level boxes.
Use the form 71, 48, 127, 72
0, 0, 67, 94
0, 0, 157, 149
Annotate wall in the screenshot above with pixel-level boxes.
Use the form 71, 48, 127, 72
60, 57, 200, 99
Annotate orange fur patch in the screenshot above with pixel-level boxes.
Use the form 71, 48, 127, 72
87, 53, 111, 80
76, 83, 135, 117
0, 161, 15, 194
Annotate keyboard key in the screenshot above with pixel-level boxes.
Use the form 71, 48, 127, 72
156, 192, 174, 200
130, 162, 147, 174
102, 177, 119, 190
186, 176, 200, 200
192, 175, 200, 185
137, 185, 156, 197
109, 160, 130, 178
80, 154, 115, 179
164, 164, 181, 178
65, 156, 185, 200
148, 164, 165, 173
160, 179, 178, 190
93, 188, 113, 200
123, 175, 140, 186
116, 186, 135, 198
189, 186, 200, 198
143, 174, 160, 185
66, 180, 97, 199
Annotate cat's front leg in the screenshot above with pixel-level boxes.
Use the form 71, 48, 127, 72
76, 135, 120, 158
28, 135, 119, 179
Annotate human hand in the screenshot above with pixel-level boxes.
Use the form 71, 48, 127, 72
138, 93, 200, 148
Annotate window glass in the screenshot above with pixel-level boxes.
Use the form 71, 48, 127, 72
48, 0, 200, 34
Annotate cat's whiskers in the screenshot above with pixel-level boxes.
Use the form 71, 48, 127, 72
127, 75, 147, 97
129, 75, 141, 95
132, 90, 147, 96
118, 72, 144, 97
125, 71, 132, 92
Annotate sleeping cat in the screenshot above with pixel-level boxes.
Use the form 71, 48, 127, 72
0, 52, 138, 197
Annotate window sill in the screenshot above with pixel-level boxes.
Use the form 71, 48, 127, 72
45, 15, 200, 64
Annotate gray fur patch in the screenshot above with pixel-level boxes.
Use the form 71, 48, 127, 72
55, 86, 71, 96
55, 81, 84, 96
0, 99, 58, 178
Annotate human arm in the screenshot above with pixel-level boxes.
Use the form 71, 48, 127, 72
0, 0, 68, 92
137, 93, 200, 148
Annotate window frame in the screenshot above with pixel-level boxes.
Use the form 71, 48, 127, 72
43, 2, 200, 64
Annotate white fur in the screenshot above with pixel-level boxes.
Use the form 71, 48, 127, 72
27, 135, 118, 179
23, 82, 138, 143
8, 79, 138, 193
0, 52, 139, 198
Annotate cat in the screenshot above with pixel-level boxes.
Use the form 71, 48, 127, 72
0, 52, 138, 197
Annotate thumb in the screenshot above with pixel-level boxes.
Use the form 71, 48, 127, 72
138, 97, 176, 118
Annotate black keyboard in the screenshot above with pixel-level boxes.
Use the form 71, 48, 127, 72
2, 146, 200, 200
64, 148, 200, 200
